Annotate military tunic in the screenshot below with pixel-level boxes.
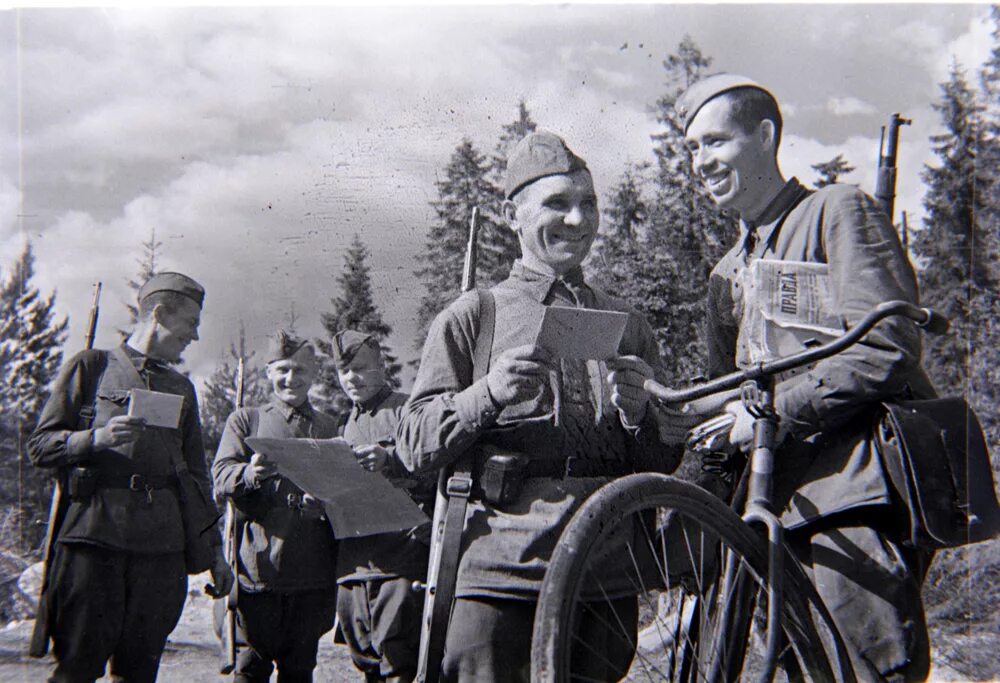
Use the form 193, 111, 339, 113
212, 399, 340, 682
706, 178, 933, 680
397, 262, 682, 681
28, 344, 219, 683
336, 387, 434, 682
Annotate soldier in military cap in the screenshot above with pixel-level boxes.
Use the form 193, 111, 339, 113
332, 330, 434, 683
669, 74, 936, 681
28, 272, 233, 683
212, 330, 339, 682
396, 132, 693, 682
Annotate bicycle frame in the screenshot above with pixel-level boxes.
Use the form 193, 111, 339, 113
644, 300, 945, 683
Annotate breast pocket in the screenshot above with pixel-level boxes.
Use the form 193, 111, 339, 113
95, 389, 131, 425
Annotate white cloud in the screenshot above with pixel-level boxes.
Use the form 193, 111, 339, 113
827, 96, 877, 117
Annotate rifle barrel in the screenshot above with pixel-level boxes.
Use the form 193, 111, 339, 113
461, 207, 480, 293
84, 282, 102, 351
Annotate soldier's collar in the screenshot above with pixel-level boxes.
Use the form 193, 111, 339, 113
272, 398, 314, 422
509, 261, 588, 303
352, 385, 393, 415
739, 178, 810, 258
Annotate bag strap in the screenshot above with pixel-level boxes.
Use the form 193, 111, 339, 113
421, 287, 496, 683
77, 350, 110, 430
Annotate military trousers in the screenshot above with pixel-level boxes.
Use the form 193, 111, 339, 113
787, 510, 931, 683
232, 587, 337, 683
441, 595, 638, 683
336, 576, 425, 682
46, 543, 187, 683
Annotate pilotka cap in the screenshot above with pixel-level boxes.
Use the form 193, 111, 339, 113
137, 272, 205, 307
675, 74, 774, 133
503, 131, 589, 200
265, 329, 310, 365
332, 330, 377, 367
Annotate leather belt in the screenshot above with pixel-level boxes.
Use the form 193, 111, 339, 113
97, 472, 178, 491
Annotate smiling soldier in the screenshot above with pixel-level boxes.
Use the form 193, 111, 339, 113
212, 330, 339, 683
396, 131, 691, 682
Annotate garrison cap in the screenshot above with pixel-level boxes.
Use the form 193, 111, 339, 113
137, 272, 205, 307
675, 74, 774, 133
503, 131, 589, 200
332, 330, 377, 367
264, 329, 311, 365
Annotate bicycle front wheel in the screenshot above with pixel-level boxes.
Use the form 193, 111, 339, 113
531, 473, 853, 682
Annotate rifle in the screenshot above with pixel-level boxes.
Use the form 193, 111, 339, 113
416, 207, 480, 683
29, 281, 101, 657
874, 113, 911, 221
219, 357, 246, 674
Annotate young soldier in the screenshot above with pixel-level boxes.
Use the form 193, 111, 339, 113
396, 131, 692, 682
212, 331, 339, 683
676, 74, 936, 681
332, 331, 434, 683
28, 272, 232, 683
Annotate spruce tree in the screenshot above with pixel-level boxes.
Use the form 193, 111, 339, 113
811, 154, 855, 188
0, 243, 69, 551
316, 234, 401, 415
414, 138, 497, 346
200, 322, 269, 455
124, 227, 162, 327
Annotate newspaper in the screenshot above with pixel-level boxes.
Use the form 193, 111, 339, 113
740, 260, 844, 371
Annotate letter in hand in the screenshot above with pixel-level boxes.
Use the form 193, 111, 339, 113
93, 415, 146, 450
485, 344, 553, 408
204, 546, 235, 598
355, 444, 389, 473
247, 452, 279, 489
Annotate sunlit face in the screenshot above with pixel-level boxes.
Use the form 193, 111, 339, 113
151, 297, 202, 363
336, 342, 386, 405
266, 346, 319, 407
505, 169, 599, 278
684, 96, 775, 219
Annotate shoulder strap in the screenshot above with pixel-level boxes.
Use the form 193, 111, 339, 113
472, 288, 495, 382
78, 350, 110, 429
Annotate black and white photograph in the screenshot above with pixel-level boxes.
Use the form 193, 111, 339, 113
0, 3, 998, 682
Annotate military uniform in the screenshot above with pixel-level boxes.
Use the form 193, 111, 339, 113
398, 262, 682, 681
336, 385, 435, 683
680, 75, 935, 681
212, 398, 340, 682
27, 273, 220, 683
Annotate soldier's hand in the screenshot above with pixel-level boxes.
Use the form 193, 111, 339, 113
724, 401, 754, 450
607, 355, 654, 427
247, 453, 278, 488
486, 345, 552, 408
354, 444, 389, 472
93, 415, 145, 450
300, 493, 325, 514
205, 547, 235, 599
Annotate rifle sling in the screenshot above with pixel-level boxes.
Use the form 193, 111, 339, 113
424, 288, 495, 682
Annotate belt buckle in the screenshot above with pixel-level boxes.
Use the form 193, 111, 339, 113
128, 474, 145, 491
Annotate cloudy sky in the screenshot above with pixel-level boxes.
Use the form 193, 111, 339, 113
0, 4, 994, 392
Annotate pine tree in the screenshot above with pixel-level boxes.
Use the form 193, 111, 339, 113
124, 227, 163, 327
200, 322, 269, 455
912, 63, 996, 399
414, 139, 498, 346
811, 154, 855, 188
590, 36, 738, 384
316, 234, 401, 415
0, 243, 69, 551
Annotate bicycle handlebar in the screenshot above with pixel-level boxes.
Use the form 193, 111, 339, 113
644, 300, 948, 405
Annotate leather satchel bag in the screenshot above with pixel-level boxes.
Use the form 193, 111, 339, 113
876, 397, 1000, 550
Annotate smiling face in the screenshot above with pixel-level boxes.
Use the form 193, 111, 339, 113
150, 296, 202, 364
504, 169, 599, 278
336, 341, 386, 405
684, 95, 778, 220
266, 345, 319, 407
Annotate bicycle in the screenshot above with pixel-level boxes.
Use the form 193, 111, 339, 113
531, 300, 948, 682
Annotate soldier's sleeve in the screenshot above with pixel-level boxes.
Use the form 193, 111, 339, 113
211, 409, 256, 499
26, 351, 103, 469
775, 186, 923, 438
396, 291, 500, 474
621, 308, 684, 473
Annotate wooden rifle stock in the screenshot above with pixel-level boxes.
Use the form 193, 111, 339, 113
30, 281, 102, 657
219, 357, 246, 674
416, 208, 480, 682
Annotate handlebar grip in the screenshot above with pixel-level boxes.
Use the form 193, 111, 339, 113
917, 308, 950, 335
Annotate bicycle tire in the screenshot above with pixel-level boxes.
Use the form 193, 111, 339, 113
531, 473, 854, 682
